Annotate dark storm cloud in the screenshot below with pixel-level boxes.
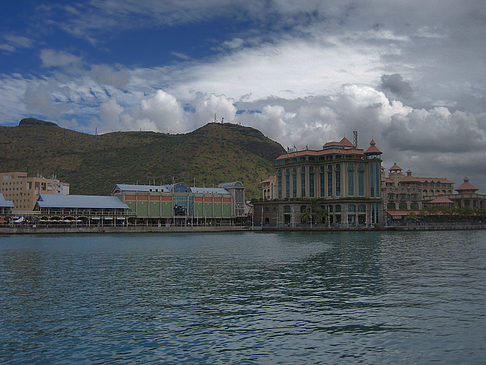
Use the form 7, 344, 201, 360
380, 74, 413, 100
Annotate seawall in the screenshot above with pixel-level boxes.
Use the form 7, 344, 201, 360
0, 225, 256, 235
1, 224, 485, 235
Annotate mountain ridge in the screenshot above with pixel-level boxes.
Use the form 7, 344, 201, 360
0, 119, 285, 198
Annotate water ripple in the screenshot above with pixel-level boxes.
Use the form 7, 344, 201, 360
1, 231, 485, 364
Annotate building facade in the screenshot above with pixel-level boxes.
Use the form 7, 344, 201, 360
112, 181, 246, 225
452, 177, 486, 211
254, 136, 384, 227
0, 193, 14, 218
35, 194, 131, 226
382, 164, 455, 221
0, 172, 69, 212
261, 176, 277, 200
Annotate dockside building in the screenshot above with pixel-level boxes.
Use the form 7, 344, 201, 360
112, 181, 246, 226
35, 194, 131, 226
254, 135, 384, 227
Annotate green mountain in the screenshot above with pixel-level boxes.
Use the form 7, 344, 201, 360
0, 118, 284, 199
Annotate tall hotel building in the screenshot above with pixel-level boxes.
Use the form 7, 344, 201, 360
254, 133, 384, 227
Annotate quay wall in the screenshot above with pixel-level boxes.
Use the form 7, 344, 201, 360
261, 224, 486, 231
0, 225, 256, 235
1, 224, 485, 235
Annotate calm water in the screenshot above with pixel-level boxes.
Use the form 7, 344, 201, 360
0, 231, 485, 364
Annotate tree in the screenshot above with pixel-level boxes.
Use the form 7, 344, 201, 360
311, 201, 328, 224
300, 207, 312, 224
407, 212, 417, 224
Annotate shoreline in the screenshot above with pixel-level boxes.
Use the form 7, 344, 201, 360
1, 224, 486, 234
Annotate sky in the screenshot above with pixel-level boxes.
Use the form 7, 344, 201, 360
1, 0, 486, 190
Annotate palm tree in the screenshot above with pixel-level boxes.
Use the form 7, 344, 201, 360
300, 207, 311, 224
311, 201, 327, 224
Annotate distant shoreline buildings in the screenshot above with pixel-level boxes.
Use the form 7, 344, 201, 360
254, 134, 384, 227
1, 131, 486, 228
255, 132, 486, 227
0, 172, 69, 212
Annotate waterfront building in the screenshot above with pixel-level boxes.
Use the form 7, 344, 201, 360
0, 193, 14, 217
382, 164, 455, 222
261, 176, 276, 200
112, 181, 246, 225
0, 172, 69, 212
452, 177, 486, 210
254, 134, 384, 227
34, 194, 131, 225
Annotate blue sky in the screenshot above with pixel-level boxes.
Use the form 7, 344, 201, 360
1, 0, 486, 189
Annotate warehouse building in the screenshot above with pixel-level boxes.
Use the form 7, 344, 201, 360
35, 194, 131, 226
111, 181, 246, 226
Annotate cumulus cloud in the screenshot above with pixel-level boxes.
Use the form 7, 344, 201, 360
194, 94, 237, 124
2, 0, 486, 191
99, 98, 126, 130
139, 90, 184, 133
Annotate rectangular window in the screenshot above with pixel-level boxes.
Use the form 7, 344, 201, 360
370, 163, 375, 197
348, 163, 354, 196
320, 166, 325, 197
375, 163, 380, 196
358, 164, 364, 196
277, 172, 282, 199
309, 166, 315, 198
285, 169, 290, 198
335, 164, 341, 196
292, 168, 297, 198
301, 166, 306, 197
327, 165, 333, 196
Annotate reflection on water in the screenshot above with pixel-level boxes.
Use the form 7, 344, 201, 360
1, 231, 485, 363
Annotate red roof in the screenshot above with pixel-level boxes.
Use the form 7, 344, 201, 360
389, 163, 402, 171
365, 139, 382, 154
400, 175, 454, 184
456, 177, 478, 192
323, 137, 355, 149
276, 147, 364, 160
261, 178, 271, 184
339, 137, 355, 147
428, 196, 453, 204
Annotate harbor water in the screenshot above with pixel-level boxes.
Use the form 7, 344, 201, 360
1, 231, 485, 364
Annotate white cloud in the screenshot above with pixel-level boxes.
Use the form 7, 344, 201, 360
169, 38, 388, 101
99, 98, 125, 130
0, 35, 33, 53
40, 49, 82, 68
89, 65, 130, 88
139, 90, 184, 133
194, 94, 237, 124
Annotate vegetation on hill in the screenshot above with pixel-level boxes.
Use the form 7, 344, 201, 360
0, 119, 285, 199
